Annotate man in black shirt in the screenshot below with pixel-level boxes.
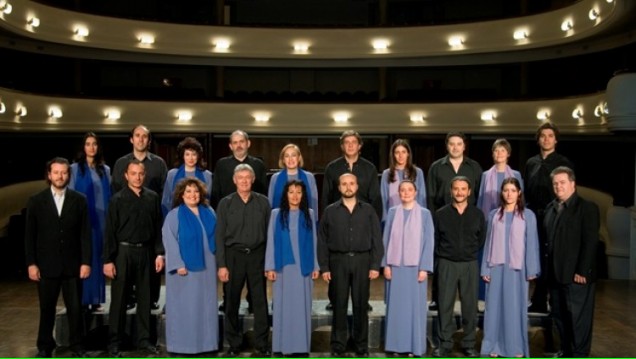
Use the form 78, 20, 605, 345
432, 176, 486, 358
318, 173, 383, 357
216, 164, 271, 358
524, 122, 574, 313
103, 159, 165, 357
321, 130, 381, 311
212, 129, 267, 313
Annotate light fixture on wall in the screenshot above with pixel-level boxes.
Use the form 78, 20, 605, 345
253, 111, 271, 122
48, 106, 62, 119
561, 20, 573, 32
16, 106, 27, 117
332, 112, 350, 123
138, 34, 154, 45
448, 36, 464, 48
537, 110, 551, 121
0, 0, 12, 14
0, 99, 5, 114
293, 42, 310, 54
588, 8, 599, 21
513, 30, 528, 40
213, 38, 231, 52
480, 111, 496, 121
176, 111, 192, 121
105, 109, 121, 121
409, 112, 426, 123
571, 108, 583, 119
27, 16, 40, 28
74, 26, 89, 38
372, 39, 390, 51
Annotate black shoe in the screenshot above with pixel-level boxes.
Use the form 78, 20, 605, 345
126, 302, 136, 310
108, 349, 122, 358
252, 348, 272, 357
71, 349, 90, 358
325, 302, 333, 310
367, 303, 373, 312
331, 351, 346, 357
225, 348, 241, 357
141, 344, 159, 354
355, 350, 369, 357
463, 348, 479, 358
36, 349, 52, 358
428, 301, 438, 311
151, 302, 160, 310
431, 348, 449, 358
528, 303, 548, 313
219, 302, 225, 311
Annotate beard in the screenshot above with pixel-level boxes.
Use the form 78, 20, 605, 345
341, 191, 356, 199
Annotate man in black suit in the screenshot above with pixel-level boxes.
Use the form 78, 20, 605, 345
544, 166, 599, 358
25, 157, 91, 358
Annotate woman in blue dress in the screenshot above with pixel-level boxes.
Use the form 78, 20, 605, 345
162, 137, 212, 217
162, 177, 218, 355
382, 180, 434, 357
69, 132, 111, 311
265, 179, 319, 356
481, 177, 540, 358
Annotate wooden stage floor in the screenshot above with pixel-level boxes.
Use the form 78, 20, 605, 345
1, 276, 635, 357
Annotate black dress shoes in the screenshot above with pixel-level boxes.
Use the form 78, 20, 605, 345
251, 348, 272, 357
431, 347, 449, 358
71, 349, 90, 357
36, 349, 52, 358
225, 347, 241, 357
141, 344, 159, 354
355, 350, 369, 357
463, 348, 479, 358
326, 302, 333, 310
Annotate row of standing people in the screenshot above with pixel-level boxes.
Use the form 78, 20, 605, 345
24, 123, 598, 358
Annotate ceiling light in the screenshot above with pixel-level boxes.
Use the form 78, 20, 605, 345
448, 36, 464, 47
74, 26, 89, 37
49, 106, 62, 119
105, 109, 120, 121
537, 110, 551, 121
0, 100, 5, 114
0, 0, 12, 14
409, 113, 425, 123
372, 39, 389, 51
480, 111, 496, 121
606, 0, 614, 3
561, 20, 573, 32
176, 111, 192, 121
588, 8, 599, 21
253, 112, 271, 122
27, 16, 40, 28
513, 30, 528, 40
138, 34, 154, 45
572, 108, 583, 119
16, 106, 27, 117
332, 112, 349, 123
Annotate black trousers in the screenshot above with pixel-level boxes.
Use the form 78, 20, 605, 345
550, 282, 596, 357
224, 246, 269, 350
329, 252, 371, 353
108, 245, 152, 351
37, 275, 83, 353
436, 258, 479, 351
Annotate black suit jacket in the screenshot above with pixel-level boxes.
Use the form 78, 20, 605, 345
24, 187, 92, 278
544, 192, 599, 284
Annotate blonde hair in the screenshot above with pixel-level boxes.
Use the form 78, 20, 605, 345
278, 143, 304, 168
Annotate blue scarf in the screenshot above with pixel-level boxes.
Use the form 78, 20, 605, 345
177, 204, 216, 271
271, 169, 310, 209
74, 163, 110, 233
274, 210, 314, 277
173, 164, 207, 194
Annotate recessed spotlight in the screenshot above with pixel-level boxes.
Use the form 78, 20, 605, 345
293, 42, 310, 53
214, 39, 231, 51
253, 112, 271, 122
16, 106, 27, 117
537, 110, 551, 121
0, 101, 5, 114
571, 108, 583, 119
372, 39, 389, 51
105, 109, 121, 121
409, 113, 426, 123
588, 8, 599, 21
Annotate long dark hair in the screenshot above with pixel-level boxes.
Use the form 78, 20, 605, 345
75, 132, 107, 177
497, 177, 525, 220
388, 139, 417, 183
279, 179, 311, 229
